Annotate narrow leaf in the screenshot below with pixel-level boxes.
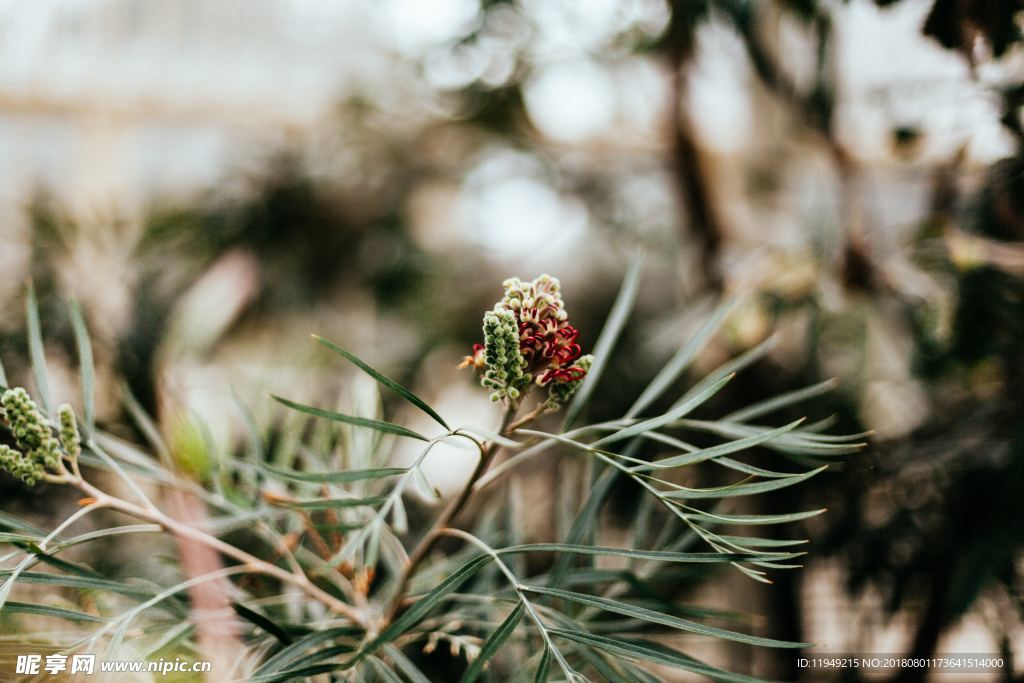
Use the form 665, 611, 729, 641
459, 602, 526, 683
627, 299, 735, 418
593, 374, 734, 448
534, 648, 551, 683
525, 586, 807, 648
24, 282, 52, 415
259, 461, 407, 485
498, 544, 797, 564
314, 335, 449, 430
361, 554, 492, 658
231, 602, 293, 645
683, 509, 826, 525
271, 395, 427, 441
630, 420, 804, 471
724, 378, 838, 423
68, 298, 95, 432
658, 466, 827, 499
4, 601, 107, 623
271, 496, 387, 511
671, 334, 780, 410
563, 256, 643, 430
549, 630, 764, 683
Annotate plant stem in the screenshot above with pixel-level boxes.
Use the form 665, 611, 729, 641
70, 476, 368, 627
384, 403, 517, 622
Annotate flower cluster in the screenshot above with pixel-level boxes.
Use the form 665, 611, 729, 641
462, 275, 592, 407
0, 388, 78, 486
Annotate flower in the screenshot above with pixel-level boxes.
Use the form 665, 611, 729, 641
0, 388, 76, 486
463, 275, 591, 407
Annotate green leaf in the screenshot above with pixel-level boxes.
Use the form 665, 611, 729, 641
498, 544, 797, 564
563, 255, 643, 430
593, 374, 734, 448
658, 466, 827, 499
459, 602, 525, 683
548, 467, 619, 588
672, 334, 780, 410
0, 350, 7, 387
0, 571, 154, 598
675, 419, 866, 456
271, 395, 428, 441
724, 378, 838, 422
383, 644, 432, 683
4, 601, 107, 623
630, 420, 804, 471
525, 586, 807, 648
716, 535, 808, 548
368, 655, 406, 683
549, 630, 765, 683
314, 335, 449, 430
683, 509, 826, 525
0, 556, 34, 612
533, 647, 551, 683
232, 602, 293, 645
250, 659, 349, 683
271, 496, 388, 511
250, 626, 362, 677
0, 511, 46, 536
361, 555, 492, 659
68, 298, 95, 432
259, 461, 407, 486
627, 298, 735, 418
24, 281, 53, 416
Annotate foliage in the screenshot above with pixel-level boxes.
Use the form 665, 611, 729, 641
0, 268, 862, 681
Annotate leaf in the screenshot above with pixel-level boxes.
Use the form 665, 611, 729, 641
368, 655, 406, 683
259, 461, 407, 485
627, 298, 735, 418
4, 601, 107, 623
0, 511, 46, 536
534, 647, 551, 683
68, 298, 96, 432
658, 466, 828, 499
672, 334, 780, 410
593, 374, 734, 448
383, 644, 432, 683
683, 509, 826, 526
248, 663, 344, 683
314, 335, 449, 430
459, 602, 526, 683
24, 281, 53, 416
0, 556, 34, 612
250, 626, 362, 677
498, 544, 798, 564
360, 555, 492, 659
525, 586, 808, 648
676, 419, 866, 456
232, 602, 293, 645
548, 467, 619, 588
715, 535, 808, 549
630, 420, 805, 471
272, 496, 388, 511
0, 571, 154, 598
723, 378, 838, 422
271, 395, 428, 441
0, 350, 7, 387
549, 630, 765, 683
563, 255, 643, 430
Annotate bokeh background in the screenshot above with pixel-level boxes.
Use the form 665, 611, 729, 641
0, 0, 1022, 681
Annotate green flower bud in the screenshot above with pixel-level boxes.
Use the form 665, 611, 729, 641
59, 404, 82, 459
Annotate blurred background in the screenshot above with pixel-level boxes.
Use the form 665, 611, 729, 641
0, 0, 1022, 680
